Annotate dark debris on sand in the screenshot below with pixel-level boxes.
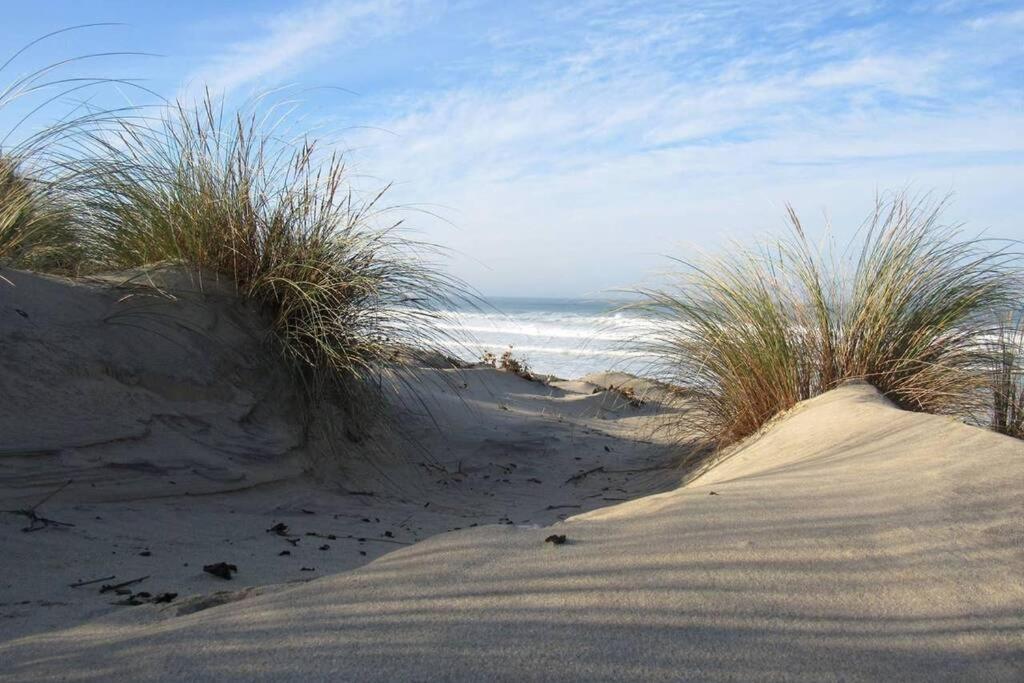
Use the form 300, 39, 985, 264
203, 562, 237, 580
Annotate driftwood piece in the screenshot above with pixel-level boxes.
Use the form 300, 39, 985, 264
100, 576, 150, 594
564, 467, 604, 485
70, 575, 116, 588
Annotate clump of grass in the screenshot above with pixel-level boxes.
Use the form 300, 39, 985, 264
0, 29, 171, 276
0, 27, 127, 274
71, 94, 469, 407
0, 156, 79, 272
990, 312, 1024, 439
635, 193, 1017, 447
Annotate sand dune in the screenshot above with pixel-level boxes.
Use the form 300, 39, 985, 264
0, 269, 307, 504
2, 271, 1023, 681
0, 270, 680, 647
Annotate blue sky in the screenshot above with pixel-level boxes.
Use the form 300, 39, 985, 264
2, 1, 1022, 296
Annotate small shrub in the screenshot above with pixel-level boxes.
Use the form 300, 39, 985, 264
499, 347, 530, 375
482, 346, 532, 378
595, 384, 645, 408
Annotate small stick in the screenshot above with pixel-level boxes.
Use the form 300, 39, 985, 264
343, 534, 411, 546
99, 575, 149, 594
546, 504, 582, 510
69, 575, 115, 588
602, 465, 675, 475
2, 480, 76, 532
21, 514, 75, 532
29, 480, 72, 511
564, 466, 604, 485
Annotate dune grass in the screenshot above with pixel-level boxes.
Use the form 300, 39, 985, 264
635, 193, 1018, 447
0, 156, 82, 273
0, 26, 165, 275
62, 94, 469, 408
0, 30, 469, 425
0, 36, 82, 273
991, 312, 1024, 439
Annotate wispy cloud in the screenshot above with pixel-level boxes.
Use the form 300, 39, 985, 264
183, 0, 1024, 294
185, 0, 419, 96
967, 7, 1024, 29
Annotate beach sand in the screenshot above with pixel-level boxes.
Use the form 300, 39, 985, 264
1, 269, 1022, 680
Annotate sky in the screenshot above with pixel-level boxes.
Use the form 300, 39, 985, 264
1, 1, 1022, 296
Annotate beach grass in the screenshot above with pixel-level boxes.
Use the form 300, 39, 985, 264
0, 155, 80, 272
991, 311, 1024, 439
0, 32, 103, 274
55, 93, 470, 408
0, 29, 470, 421
636, 193, 1019, 447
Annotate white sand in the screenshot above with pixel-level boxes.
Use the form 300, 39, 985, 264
2, 270, 1022, 681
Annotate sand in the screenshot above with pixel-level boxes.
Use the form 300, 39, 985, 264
1, 269, 1022, 681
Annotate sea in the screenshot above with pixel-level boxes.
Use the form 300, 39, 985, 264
438, 296, 657, 380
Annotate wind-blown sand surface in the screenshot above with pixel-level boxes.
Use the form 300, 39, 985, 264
0, 271, 679, 655
2, 270, 1023, 681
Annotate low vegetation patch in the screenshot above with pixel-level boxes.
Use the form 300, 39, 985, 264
635, 193, 1019, 447
592, 383, 645, 408
482, 346, 537, 380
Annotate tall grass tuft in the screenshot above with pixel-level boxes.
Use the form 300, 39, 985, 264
635, 193, 1018, 447
991, 312, 1024, 439
0, 156, 80, 272
0, 25, 158, 274
70, 94, 469, 408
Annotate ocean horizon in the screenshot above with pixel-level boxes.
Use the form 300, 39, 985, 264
440, 296, 657, 380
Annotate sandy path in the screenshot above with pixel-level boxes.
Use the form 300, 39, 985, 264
2, 384, 1021, 681
0, 366, 679, 644
0, 269, 681, 644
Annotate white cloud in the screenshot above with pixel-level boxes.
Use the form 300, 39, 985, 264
185, 0, 415, 97
967, 8, 1024, 29
180, 0, 1024, 294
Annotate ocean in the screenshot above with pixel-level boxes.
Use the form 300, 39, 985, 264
440, 296, 656, 380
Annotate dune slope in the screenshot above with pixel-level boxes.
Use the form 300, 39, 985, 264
2, 379, 1021, 681
0, 269, 681, 648
0, 268, 307, 504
